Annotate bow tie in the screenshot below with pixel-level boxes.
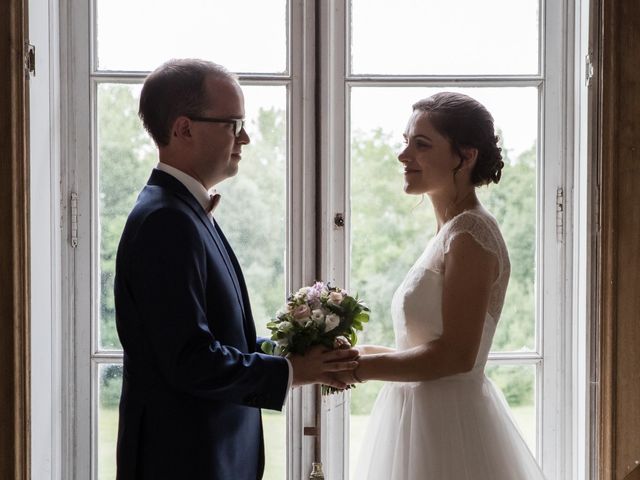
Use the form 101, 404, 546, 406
207, 193, 221, 214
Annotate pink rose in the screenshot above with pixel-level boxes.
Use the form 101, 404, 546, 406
293, 304, 311, 320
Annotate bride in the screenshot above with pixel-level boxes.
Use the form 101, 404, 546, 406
344, 92, 546, 479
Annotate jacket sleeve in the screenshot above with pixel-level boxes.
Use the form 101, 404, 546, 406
127, 208, 289, 411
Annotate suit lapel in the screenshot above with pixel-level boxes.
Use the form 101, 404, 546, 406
213, 220, 257, 348
147, 170, 247, 322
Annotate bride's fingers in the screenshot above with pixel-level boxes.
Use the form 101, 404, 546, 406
319, 375, 348, 390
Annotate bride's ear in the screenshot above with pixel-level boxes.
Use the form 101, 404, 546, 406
458, 147, 478, 172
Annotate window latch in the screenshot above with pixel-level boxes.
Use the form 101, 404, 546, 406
24, 42, 35, 77
70, 192, 79, 248
585, 54, 594, 87
556, 187, 564, 243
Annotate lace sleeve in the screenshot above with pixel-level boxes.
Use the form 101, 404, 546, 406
443, 211, 507, 276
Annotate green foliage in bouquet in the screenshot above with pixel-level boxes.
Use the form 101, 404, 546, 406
261, 282, 370, 365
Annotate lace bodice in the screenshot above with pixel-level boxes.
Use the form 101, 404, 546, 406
358, 208, 547, 480
390, 207, 511, 371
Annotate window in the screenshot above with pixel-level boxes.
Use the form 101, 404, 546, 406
64, 0, 577, 478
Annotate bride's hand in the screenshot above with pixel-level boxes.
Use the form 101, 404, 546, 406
330, 370, 358, 388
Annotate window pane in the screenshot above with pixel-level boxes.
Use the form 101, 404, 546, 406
349, 86, 537, 352
486, 364, 537, 455
98, 363, 123, 480
350, 0, 539, 75
98, 83, 155, 351
96, 0, 287, 73
215, 85, 287, 339
213, 85, 287, 479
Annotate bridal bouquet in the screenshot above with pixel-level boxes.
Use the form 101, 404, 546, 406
261, 282, 370, 394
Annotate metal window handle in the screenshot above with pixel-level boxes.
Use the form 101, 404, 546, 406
334, 213, 344, 227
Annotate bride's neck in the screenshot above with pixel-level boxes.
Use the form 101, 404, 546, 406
430, 187, 479, 229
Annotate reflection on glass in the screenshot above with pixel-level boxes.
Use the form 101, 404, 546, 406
349, 86, 538, 351
98, 364, 123, 480
98, 83, 155, 350
486, 364, 537, 455
350, 0, 539, 75
96, 0, 287, 73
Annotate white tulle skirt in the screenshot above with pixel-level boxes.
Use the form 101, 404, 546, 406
354, 375, 546, 480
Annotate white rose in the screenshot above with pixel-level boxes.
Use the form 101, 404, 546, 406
297, 286, 311, 295
328, 291, 344, 305
311, 309, 325, 325
278, 321, 293, 333
324, 314, 340, 332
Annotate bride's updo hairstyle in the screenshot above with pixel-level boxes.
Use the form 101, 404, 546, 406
412, 92, 504, 186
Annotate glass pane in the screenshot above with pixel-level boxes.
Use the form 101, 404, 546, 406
486, 364, 537, 455
214, 85, 287, 479
98, 83, 156, 350
98, 363, 123, 480
215, 85, 287, 340
263, 410, 287, 480
349, 86, 537, 352
350, 0, 539, 75
96, 0, 287, 73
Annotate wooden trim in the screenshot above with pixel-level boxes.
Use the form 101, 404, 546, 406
0, 0, 31, 477
597, 0, 617, 475
597, 0, 640, 478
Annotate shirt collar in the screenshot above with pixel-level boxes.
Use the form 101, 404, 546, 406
155, 162, 214, 214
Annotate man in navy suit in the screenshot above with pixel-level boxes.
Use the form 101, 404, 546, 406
114, 58, 357, 480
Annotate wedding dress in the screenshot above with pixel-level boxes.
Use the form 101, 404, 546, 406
354, 208, 546, 479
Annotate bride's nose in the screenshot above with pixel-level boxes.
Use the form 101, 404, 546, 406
398, 146, 410, 163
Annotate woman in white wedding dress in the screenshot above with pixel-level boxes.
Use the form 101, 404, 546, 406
346, 92, 546, 479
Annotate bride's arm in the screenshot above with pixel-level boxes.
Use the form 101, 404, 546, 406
354, 233, 497, 383
355, 344, 396, 355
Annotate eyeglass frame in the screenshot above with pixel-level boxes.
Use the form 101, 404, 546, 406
186, 116, 245, 137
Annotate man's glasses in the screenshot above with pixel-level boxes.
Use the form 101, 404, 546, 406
187, 116, 245, 137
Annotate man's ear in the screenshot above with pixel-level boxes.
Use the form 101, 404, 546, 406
172, 116, 193, 141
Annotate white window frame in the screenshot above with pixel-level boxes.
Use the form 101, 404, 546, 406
61, 0, 323, 478
48, 0, 594, 478
317, 1, 583, 478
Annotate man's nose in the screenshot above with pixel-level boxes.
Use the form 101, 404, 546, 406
237, 127, 250, 145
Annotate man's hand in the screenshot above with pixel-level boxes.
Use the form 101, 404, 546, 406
289, 345, 359, 390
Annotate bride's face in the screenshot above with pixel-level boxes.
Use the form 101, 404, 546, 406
398, 111, 461, 196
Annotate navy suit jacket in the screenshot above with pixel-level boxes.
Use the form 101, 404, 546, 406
114, 169, 289, 480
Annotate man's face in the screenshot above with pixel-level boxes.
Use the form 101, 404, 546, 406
189, 76, 250, 189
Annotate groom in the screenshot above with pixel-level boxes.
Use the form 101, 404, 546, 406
114, 59, 357, 480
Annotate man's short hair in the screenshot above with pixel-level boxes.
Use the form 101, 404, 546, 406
139, 59, 237, 147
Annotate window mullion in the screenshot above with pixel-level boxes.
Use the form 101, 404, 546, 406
318, 0, 349, 478
540, 0, 576, 477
